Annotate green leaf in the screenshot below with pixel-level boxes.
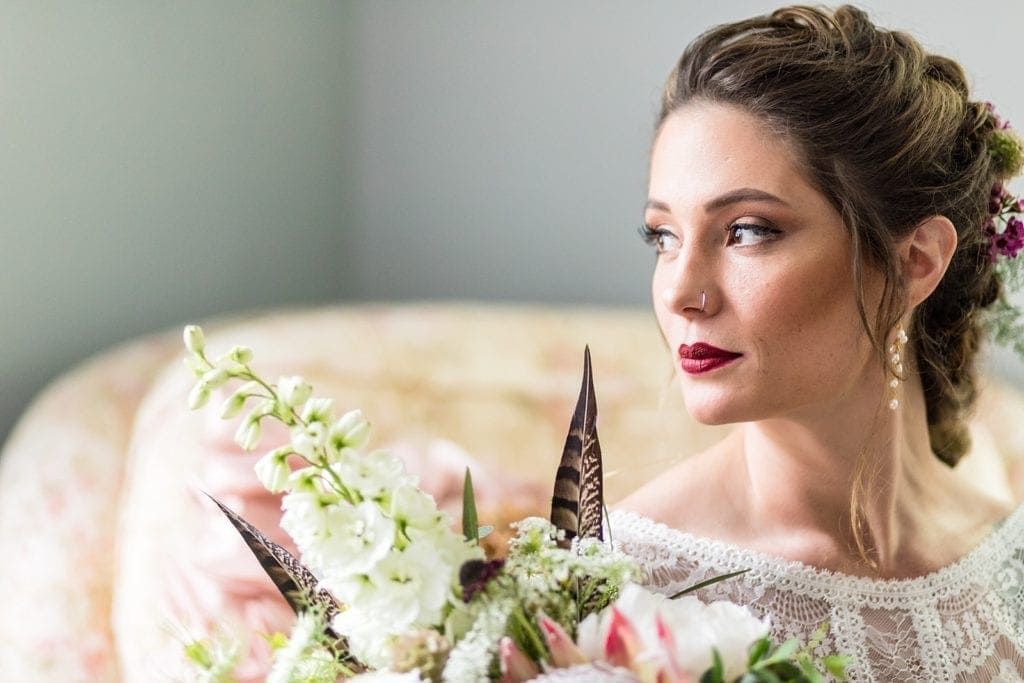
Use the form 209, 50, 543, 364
670, 568, 750, 598
747, 636, 771, 666
757, 638, 799, 666
798, 656, 823, 683
824, 655, 851, 680
462, 467, 479, 543
184, 640, 213, 669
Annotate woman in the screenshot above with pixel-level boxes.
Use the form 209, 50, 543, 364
513, 4, 1024, 681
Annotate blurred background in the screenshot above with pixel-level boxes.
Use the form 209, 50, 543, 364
3, 0, 1023, 448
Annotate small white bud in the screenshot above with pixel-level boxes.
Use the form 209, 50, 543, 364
254, 446, 292, 493
187, 383, 211, 410
219, 389, 249, 419
277, 375, 313, 408
235, 412, 263, 451
228, 345, 254, 364
330, 409, 371, 451
200, 367, 231, 390
183, 325, 205, 355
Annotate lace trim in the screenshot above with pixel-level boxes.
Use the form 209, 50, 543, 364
608, 506, 1024, 606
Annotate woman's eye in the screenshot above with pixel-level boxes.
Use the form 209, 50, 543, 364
639, 224, 680, 253
727, 222, 779, 246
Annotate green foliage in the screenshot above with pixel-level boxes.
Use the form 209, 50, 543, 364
698, 625, 849, 683
462, 467, 479, 543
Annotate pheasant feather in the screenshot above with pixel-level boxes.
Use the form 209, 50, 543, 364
550, 346, 604, 548
205, 493, 357, 663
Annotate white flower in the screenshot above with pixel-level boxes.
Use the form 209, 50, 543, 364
301, 397, 335, 425
184, 325, 205, 354
291, 421, 327, 460
330, 544, 459, 668
390, 485, 445, 532
329, 409, 371, 451
255, 446, 293, 493
330, 610, 396, 670
278, 375, 313, 408
442, 597, 515, 683
283, 497, 395, 583
577, 584, 769, 680
331, 450, 415, 501
267, 611, 319, 683
366, 544, 454, 626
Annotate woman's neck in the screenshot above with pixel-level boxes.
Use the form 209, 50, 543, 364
730, 368, 999, 577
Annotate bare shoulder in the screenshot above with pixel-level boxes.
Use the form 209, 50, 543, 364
614, 432, 741, 530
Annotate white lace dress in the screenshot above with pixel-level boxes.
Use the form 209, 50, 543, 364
595, 508, 1024, 682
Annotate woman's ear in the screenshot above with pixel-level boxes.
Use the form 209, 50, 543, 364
899, 215, 958, 308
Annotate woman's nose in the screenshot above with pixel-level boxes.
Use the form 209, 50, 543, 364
658, 249, 714, 315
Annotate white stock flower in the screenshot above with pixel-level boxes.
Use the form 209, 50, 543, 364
255, 446, 293, 493
291, 420, 327, 461
389, 485, 445, 532
329, 409, 371, 451
184, 325, 205, 354
330, 610, 396, 670
331, 450, 414, 501
282, 497, 395, 583
332, 544, 456, 668
366, 544, 454, 626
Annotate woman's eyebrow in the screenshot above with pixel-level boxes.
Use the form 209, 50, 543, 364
645, 188, 790, 214
704, 187, 790, 211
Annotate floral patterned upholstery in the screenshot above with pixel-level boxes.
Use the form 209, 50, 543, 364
0, 303, 1020, 681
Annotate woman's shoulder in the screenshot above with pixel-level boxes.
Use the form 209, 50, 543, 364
615, 435, 741, 532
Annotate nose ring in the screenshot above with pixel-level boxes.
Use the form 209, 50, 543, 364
699, 290, 706, 312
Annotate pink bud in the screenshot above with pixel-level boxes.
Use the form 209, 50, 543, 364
603, 607, 641, 668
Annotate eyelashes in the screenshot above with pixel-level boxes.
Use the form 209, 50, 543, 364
638, 224, 678, 253
638, 222, 781, 252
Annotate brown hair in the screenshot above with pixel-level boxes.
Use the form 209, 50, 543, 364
659, 4, 1012, 466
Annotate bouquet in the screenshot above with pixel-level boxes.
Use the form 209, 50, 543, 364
181, 325, 848, 682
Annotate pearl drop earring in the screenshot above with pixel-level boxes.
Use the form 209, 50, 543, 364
887, 324, 908, 411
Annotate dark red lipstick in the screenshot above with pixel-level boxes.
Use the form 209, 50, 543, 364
678, 343, 742, 375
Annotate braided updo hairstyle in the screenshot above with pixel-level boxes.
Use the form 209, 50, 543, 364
659, 4, 1024, 466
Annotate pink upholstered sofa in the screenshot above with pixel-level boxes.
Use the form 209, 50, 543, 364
2, 303, 1021, 681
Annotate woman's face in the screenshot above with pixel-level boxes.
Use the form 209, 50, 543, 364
647, 102, 880, 424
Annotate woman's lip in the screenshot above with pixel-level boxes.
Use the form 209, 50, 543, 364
678, 343, 741, 360
678, 343, 742, 375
